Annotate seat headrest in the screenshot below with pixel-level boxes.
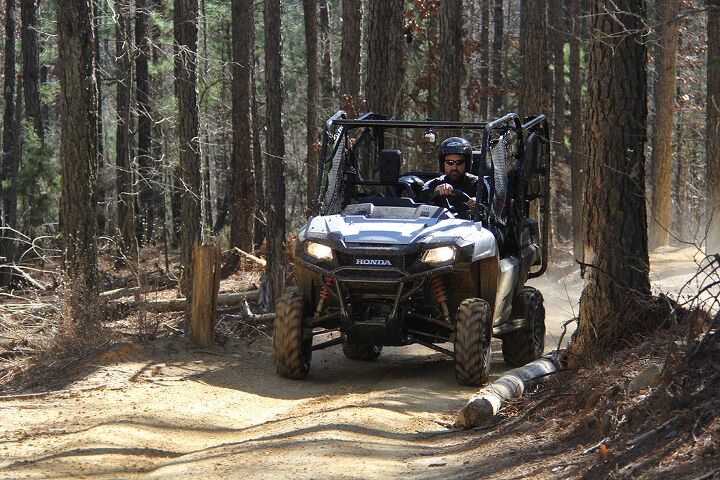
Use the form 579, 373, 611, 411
379, 149, 402, 183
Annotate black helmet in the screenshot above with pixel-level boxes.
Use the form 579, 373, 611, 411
438, 137, 472, 171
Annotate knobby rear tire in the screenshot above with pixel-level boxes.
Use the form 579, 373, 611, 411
501, 286, 545, 367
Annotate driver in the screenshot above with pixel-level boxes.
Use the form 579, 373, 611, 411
418, 137, 479, 213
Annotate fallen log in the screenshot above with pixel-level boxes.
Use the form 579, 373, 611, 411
232, 247, 266, 267
12, 265, 49, 290
456, 353, 558, 428
111, 289, 260, 313
100, 286, 169, 300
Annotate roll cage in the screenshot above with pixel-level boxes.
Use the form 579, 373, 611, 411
311, 111, 551, 278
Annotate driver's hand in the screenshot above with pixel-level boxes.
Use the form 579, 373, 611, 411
435, 183, 454, 196
466, 197, 477, 209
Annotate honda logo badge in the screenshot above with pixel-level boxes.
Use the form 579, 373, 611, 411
355, 258, 392, 266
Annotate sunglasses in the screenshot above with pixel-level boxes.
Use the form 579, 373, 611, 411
444, 160, 466, 166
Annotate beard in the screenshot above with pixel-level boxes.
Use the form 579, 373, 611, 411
446, 170, 463, 182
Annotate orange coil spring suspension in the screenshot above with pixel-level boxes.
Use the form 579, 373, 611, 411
320, 277, 335, 298
430, 276, 447, 303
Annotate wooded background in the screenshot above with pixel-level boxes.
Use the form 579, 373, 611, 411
0, 0, 718, 348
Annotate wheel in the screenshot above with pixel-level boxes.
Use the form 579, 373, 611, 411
454, 298, 493, 386
430, 189, 471, 217
501, 286, 545, 367
273, 292, 313, 379
342, 341, 383, 361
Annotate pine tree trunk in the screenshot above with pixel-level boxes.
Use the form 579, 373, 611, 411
438, 0, 464, 121
569, 0, 584, 261
252, 59, 266, 248
706, 0, 720, 254
674, 116, 686, 240
304, 0, 319, 209
319, 0, 334, 111
214, 20, 231, 234
136, 0, 156, 244
21, 0, 44, 144
152, 0, 168, 250
339, 0, 361, 116
549, 1, 569, 241
521, 0, 551, 256
366, 0, 405, 118
94, 0, 107, 236
116, 0, 138, 260
520, 0, 549, 116
174, 0, 202, 301
479, 0, 490, 119
58, 0, 99, 326
199, 0, 213, 232
1, 0, 18, 287
574, 0, 651, 363
490, 0, 504, 115
426, 1, 438, 120
649, 0, 679, 249
230, 0, 256, 253
263, 0, 287, 305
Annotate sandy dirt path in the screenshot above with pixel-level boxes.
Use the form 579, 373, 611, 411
0, 247, 703, 479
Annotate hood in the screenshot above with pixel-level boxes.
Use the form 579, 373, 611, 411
302, 213, 478, 245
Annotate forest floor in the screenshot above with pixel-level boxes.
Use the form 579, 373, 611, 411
0, 246, 718, 479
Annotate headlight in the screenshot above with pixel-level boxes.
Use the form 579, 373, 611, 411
421, 245, 456, 264
305, 242, 333, 261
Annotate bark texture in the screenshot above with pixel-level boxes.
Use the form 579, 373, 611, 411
438, 0, 464, 121
649, 0, 679, 249
230, 0, 256, 253
365, 0, 405, 118
479, 0, 490, 118
58, 0, 99, 325
21, 0, 43, 143
520, 0, 549, 116
319, 0, 334, 110
706, 0, 720, 254
570, 0, 584, 261
549, 0, 569, 241
1, 0, 18, 287
426, 1, 439, 119
264, 0, 287, 304
549, 4, 567, 164
136, 0, 157, 243
94, 0, 107, 235
174, 0, 202, 300
304, 0, 319, 208
574, 0, 651, 363
252, 61, 266, 248
490, 0, 504, 115
339, 0, 361, 116
116, 0, 138, 259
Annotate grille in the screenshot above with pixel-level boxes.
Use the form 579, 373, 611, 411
336, 251, 419, 270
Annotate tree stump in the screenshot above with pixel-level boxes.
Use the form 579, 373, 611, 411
189, 242, 221, 347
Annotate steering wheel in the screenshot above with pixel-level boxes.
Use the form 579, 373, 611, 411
430, 188, 472, 216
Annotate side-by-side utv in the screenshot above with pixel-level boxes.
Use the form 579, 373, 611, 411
273, 111, 551, 386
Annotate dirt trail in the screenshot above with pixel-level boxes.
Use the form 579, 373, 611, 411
0, 247, 703, 479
